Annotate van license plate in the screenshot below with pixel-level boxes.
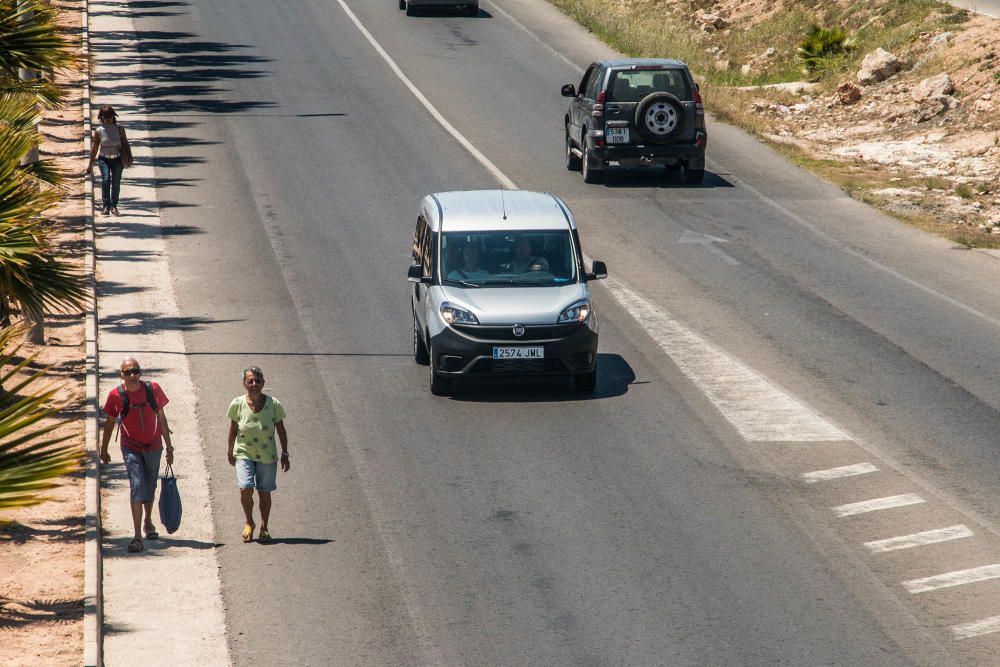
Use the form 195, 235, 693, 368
493, 347, 544, 360
606, 127, 629, 144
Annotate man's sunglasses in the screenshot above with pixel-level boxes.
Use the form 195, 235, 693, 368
121, 368, 141, 376
246, 378, 263, 385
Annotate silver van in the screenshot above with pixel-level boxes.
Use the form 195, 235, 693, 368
408, 190, 607, 395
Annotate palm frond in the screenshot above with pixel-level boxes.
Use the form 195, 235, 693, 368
0, 324, 81, 511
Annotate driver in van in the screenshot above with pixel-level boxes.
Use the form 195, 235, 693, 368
507, 237, 549, 274
447, 243, 490, 281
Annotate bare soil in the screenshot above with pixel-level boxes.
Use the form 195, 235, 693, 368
0, 1, 88, 665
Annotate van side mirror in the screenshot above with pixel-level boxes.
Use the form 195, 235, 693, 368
561, 83, 577, 97
407, 263, 423, 283
587, 260, 607, 280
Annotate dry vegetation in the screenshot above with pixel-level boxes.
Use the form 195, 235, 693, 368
550, 0, 1000, 247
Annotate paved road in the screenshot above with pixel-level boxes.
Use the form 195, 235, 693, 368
101, 0, 1000, 663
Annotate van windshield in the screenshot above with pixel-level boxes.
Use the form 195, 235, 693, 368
440, 230, 577, 287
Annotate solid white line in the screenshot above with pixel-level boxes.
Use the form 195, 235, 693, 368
952, 615, 1000, 640
903, 564, 1000, 594
335, 0, 851, 444
832, 493, 925, 517
865, 525, 973, 554
332, 0, 517, 190
802, 462, 879, 483
605, 277, 848, 441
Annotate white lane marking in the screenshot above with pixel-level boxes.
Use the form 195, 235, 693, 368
335, 0, 850, 445
952, 615, 1000, 640
332, 0, 517, 190
833, 493, 925, 518
678, 230, 740, 266
903, 564, 1000, 594
605, 277, 848, 441
803, 462, 880, 483
865, 525, 974, 554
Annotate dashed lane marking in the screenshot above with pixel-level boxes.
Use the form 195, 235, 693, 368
903, 564, 1000, 594
833, 493, 925, 518
952, 615, 1000, 640
865, 525, 974, 554
803, 462, 880, 483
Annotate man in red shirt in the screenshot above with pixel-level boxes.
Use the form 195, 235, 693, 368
100, 356, 174, 553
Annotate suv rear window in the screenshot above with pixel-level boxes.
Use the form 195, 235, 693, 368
607, 69, 690, 102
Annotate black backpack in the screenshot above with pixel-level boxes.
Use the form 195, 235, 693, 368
117, 381, 156, 421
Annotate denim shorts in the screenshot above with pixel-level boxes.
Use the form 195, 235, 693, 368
122, 447, 162, 503
236, 459, 277, 492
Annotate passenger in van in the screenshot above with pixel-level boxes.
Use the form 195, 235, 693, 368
447, 244, 490, 281
507, 237, 549, 274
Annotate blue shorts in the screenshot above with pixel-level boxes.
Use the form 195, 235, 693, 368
236, 459, 277, 492
122, 447, 162, 503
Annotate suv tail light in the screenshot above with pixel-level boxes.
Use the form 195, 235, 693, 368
592, 90, 605, 118
694, 88, 705, 128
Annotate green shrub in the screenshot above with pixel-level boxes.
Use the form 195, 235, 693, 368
797, 25, 856, 75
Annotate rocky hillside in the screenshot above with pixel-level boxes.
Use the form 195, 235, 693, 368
552, 0, 1000, 246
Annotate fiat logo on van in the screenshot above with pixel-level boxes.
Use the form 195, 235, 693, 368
512, 324, 525, 337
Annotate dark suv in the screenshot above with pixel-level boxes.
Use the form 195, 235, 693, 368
562, 59, 707, 184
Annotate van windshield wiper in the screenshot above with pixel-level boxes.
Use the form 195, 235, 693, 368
442, 278, 481, 288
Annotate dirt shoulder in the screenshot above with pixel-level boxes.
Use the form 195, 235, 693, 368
549, 0, 999, 247
0, 1, 88, 665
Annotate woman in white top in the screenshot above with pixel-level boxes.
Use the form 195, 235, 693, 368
86, 105, 131, 215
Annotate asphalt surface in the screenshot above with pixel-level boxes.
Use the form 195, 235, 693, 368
105, 0, 1000, 663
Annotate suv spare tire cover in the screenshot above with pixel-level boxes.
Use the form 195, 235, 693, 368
634, 92, 684, 144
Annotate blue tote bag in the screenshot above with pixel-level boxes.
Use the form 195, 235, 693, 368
158, 464, 182, 534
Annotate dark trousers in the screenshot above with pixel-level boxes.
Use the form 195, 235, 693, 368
97, 155, 124, 209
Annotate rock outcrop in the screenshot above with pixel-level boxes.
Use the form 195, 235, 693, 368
857, 48, 901, 85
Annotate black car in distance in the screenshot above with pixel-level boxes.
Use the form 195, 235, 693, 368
562, 59, 707, 184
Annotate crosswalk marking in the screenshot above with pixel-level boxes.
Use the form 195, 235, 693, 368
903, 564, 1000, 594
952, 615, 1000, 640
833, 493, 925, 518
803, 462, 879, 483
865, 525, 973, 554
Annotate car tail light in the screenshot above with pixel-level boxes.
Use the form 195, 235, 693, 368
694, 89, 704, 113
592, 90, 605, 118
695, 131, 706, 148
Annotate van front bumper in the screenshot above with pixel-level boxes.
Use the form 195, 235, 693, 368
428, 322, 598, 377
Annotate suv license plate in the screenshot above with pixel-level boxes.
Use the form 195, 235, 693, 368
606, 127, 629, 144
493, 347, 544, 360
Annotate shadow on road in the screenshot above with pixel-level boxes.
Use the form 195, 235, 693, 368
593, 167, 734, 189
448, 352, 636, 402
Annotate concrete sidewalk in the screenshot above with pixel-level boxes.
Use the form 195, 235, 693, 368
90, 0, 230, 663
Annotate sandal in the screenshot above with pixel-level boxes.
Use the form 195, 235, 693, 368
258, 528, 272, 543
144, 525, 159, 539
127, 538, 143, 553
241, 522, 255, 543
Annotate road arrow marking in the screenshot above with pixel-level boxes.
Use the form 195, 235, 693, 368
679, 229, 740, 265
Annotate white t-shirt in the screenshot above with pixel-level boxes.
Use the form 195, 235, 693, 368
97, 124, 122, 157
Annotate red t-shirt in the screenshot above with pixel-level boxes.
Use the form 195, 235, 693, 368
103, 382, 169, 452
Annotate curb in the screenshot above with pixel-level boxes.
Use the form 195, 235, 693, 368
80, 0, 102, 662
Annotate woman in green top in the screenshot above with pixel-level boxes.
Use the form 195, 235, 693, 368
227, 366, 289, 543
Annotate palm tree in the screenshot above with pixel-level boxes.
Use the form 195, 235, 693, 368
0, 324, 81, 510
0, 1, 83, 332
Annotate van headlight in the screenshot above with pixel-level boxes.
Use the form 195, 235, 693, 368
440, 302, 479, 325
558, 299, 591, 323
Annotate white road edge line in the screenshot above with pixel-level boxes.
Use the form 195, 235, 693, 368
803, 462, 880, 483
903, 563, 1000, 594
865, 525, 974, 554
332, 0, 516, 190
833, 493, 925, 518
952, 615, 1000, 640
